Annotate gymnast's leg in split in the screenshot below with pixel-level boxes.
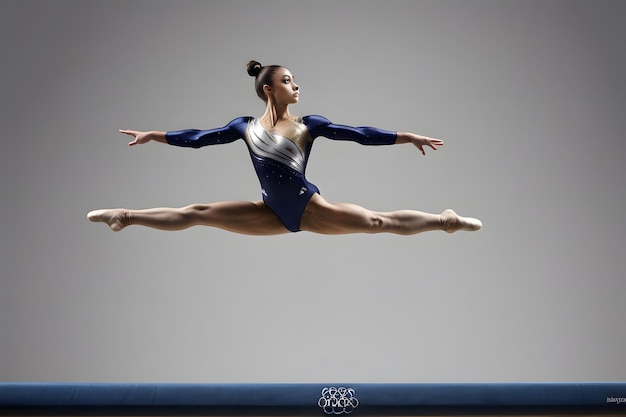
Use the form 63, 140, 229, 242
87, 194, 481, 236
87, 201, 289, 236
299, 194, 480, 235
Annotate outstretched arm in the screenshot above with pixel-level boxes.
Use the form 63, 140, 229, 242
304, 115, 443, 155
117, 117, 252, 149
395, 132, 444, 156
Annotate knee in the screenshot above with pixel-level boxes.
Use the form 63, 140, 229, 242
182, 203, 211, 218
366, 213, 385, 233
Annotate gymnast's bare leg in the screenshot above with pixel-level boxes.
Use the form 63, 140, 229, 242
299, 194, 481, 235
88, 195, 480, 236
87, 201, 289, 236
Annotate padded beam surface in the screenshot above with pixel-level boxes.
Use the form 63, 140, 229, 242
1, 382, 625, 411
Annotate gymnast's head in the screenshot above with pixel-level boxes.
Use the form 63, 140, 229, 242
247, 60, 299, 104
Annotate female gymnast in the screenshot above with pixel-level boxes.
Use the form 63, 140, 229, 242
88, 60, 482, 236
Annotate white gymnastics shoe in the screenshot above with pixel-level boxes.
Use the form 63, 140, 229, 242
87, 209, 126, 232
440, 209, 482, 233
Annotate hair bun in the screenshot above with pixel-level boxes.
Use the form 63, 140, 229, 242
246, 60, 262, 77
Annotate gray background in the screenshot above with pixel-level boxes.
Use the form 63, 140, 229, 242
1, 0, 625, 383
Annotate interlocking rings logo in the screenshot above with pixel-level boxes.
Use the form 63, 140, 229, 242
318, 387, 359, 414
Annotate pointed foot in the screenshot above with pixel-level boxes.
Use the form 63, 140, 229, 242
441, 209, 482, 233
87, 209, 126, 232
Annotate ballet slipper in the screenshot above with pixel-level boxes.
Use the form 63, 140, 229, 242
87, 209, 126, 232
440, 209, 482, 233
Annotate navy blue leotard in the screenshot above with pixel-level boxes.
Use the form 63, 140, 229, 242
165, 115, 396, 232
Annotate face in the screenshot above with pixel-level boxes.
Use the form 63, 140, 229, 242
265, 68, 299, 104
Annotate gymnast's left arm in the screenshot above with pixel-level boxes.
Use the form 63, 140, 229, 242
303, 115, 443, 155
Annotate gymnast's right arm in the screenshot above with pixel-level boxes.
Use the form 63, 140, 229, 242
119, 117, 251, 148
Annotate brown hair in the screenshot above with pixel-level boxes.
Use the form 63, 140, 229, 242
246, 60, 284, 102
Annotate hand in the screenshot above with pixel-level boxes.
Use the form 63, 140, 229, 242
397, 132, 444, 155
119, 129, 155, 146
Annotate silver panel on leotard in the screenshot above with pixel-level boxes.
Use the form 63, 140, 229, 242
245, 119, 306, 174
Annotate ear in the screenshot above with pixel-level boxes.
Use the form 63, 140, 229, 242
262, 84, 272, 96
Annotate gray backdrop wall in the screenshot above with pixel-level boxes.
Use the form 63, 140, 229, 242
1, 0, 625, 383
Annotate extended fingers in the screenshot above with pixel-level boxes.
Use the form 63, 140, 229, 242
119, 129, 140, 146
426, 138, 444, 150
119, 129, 138, 137
428, 141, 442, 150
412, 138, 443, 155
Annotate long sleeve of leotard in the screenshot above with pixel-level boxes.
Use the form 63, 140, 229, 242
165, 116, 252, 149
303, 115, 396, 145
